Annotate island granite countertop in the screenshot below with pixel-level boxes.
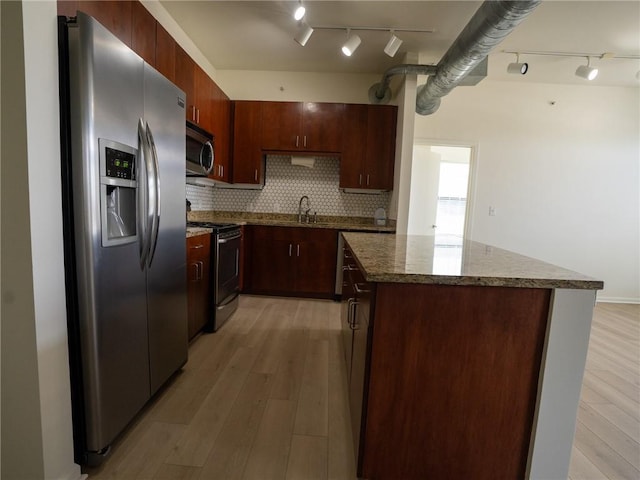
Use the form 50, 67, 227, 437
342, 232, 604, 290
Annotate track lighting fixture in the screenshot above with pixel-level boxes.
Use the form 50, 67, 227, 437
291, 24, 434, 58
575, 57, 598, 80
342, 30, 361, 57
293, 1, 305, 21
507, 53, 528, 75
384, 31, 403, 57
294, 22, 313, 47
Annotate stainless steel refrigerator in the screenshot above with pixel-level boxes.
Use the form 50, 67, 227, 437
58, 12, 188, 465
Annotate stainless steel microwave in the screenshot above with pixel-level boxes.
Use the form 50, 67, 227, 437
185, 121, 214, 176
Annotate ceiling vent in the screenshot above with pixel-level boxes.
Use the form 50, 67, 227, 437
369, 0, 542, 115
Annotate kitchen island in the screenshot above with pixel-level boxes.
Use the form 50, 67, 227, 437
341, 232, 603, 480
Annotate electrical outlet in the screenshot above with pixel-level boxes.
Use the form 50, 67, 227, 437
489, 206, 496, 216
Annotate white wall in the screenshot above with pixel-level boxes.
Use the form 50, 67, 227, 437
413, 80, 639, 302
23, 2, 80, 478
216, 69, 387, 104
1, 1, 81, 479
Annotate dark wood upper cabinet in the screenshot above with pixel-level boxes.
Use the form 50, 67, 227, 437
340, 104, 397, 190
261, 102, 302, 151
194, 65, 213, 132
131, 2, 155, 66
76, 1, 133, 47
154, 22, 175, 83
210, 82, 231, 182
57, 1, 78, 17
302, 102, 344, 152
261, 101, 344, 153
174, 44, 196, 122
340, 104, 368, 189
232, 101, 263, 185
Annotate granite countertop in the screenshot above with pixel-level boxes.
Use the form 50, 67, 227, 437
187, 211, 396, 233
342, 232, 604, 290
186, 227, 213, 238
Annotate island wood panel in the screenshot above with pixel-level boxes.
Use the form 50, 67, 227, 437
361, 283, 551, 480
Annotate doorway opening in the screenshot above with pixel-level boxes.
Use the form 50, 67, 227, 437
407, 143, 474, 238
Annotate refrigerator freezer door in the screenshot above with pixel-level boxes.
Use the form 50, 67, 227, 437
70, 13, 150, 453
143, 64, 188, 394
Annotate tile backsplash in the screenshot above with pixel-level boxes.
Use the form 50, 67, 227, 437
186, 155, 390, 217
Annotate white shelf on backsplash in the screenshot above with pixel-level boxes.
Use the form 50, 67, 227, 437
186, 155, 391, 217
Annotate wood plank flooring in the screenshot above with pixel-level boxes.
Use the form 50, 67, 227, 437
83, 298, 638, 480
569, 302, 640, 480
83, 296, 355, 480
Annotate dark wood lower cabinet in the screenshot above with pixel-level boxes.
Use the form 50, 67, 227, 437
186, 234, 210, 340
243, 225, 337, 298
345, 279, 551, 479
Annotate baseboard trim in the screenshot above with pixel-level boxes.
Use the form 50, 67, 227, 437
596, 297, 640, 305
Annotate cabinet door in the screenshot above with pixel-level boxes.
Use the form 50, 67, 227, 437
261, 102, 302, 151
232, 101, 264, 184
294, 228, 338, 295
365, 106, 397, 190
210, 82, 230, 181
175, 45, 195, 123
155, 22, 175, 83
187, 235, 210, 340
131, 2, 155, 65
58, 1, 78, 17
302, 103, 344, 152
77, 1, 132, 47
340, 104, 368, 188
350, 278, 371, 462
194, 65, 212, 131
248, 226, 294, 293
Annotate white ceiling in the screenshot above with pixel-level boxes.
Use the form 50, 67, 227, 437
160, 1, 640, 87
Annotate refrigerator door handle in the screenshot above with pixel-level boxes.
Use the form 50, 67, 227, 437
145, 123, 161, 267
137, 118, 150, 269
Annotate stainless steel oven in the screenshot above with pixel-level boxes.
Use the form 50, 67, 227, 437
187, 222, 240, 331
213, 226, 241, 331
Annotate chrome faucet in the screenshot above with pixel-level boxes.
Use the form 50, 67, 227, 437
298, 195, 310, 223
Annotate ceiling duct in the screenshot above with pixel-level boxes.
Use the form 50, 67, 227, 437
369, 0, 542, 115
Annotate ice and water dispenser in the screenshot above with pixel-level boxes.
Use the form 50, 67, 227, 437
99, 139, 137, 246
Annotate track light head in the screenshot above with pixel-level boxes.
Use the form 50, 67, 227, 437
507, 53, 528, 74
293, 2, 305, 21
294, 22, 313, 47
575, 57, 598, 80
342, 31, 361, 56
384, 31, 403, 57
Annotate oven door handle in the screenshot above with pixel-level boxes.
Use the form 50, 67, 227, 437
218, 233, 242, 243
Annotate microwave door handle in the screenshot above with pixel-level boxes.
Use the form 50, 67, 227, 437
202, 141, 214, 175
137, 118, 149, 269
145, 123, 161, 267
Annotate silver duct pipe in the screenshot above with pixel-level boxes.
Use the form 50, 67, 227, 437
368, 0, 541, 115
416, 0, 541, 115
369, 64, 438, 104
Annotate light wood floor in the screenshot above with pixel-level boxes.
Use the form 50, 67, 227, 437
569, 302, 640, 480
84, 297, 638, 480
